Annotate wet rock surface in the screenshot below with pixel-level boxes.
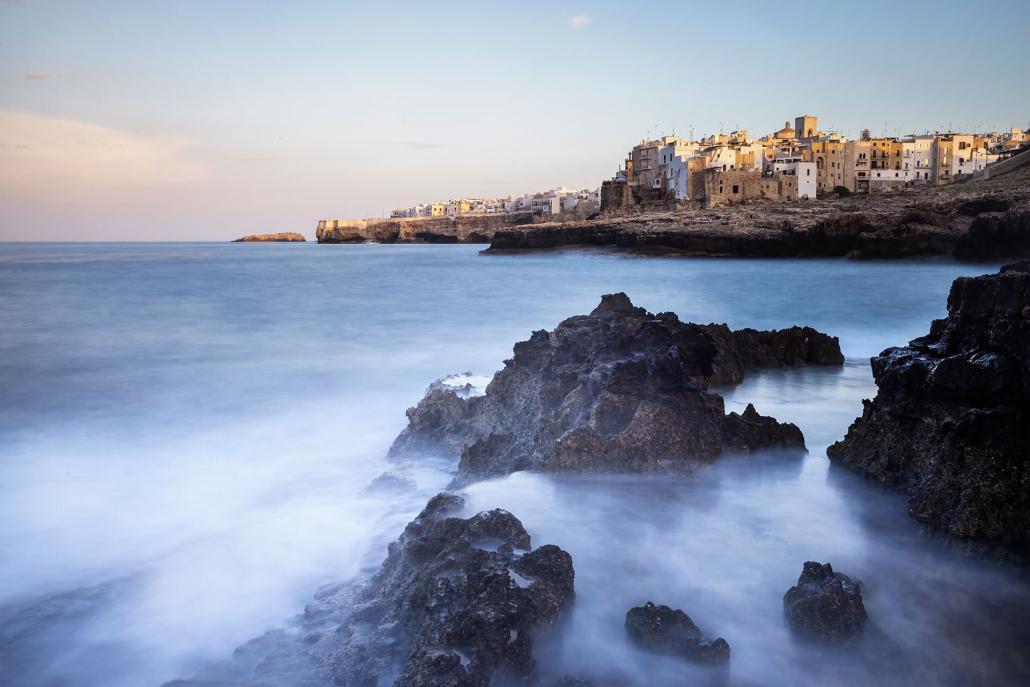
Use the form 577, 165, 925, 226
390, 294, 840, 484
165, 494, 574, 687
783, 562, 867, 640
827, 263, 1030, 556
327, 493, 575, 686
624, 601, 730, 664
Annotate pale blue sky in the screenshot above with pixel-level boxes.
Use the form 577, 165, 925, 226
1, 0, 1028, 240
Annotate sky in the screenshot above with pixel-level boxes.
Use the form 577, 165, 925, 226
1, 0, 1028, 241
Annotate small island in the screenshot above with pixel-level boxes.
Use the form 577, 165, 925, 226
232, 232, 306, 242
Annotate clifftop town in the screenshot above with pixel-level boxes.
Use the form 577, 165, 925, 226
315, 113, 1029, 254
605, 114, 1025, 213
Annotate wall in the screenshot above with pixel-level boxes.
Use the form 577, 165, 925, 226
702, 169, 798, 208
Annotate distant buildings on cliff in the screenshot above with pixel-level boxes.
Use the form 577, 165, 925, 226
604, 116, 1026, 211
390, 187, 601, 219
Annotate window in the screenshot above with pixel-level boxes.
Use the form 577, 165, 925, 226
732, 185, 739, 194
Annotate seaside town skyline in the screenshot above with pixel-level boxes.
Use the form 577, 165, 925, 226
381, 117, 1025, 222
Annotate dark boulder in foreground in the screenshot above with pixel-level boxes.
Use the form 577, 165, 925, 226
390, 293, 843, 484
827, 263, 1030, 556
326, 493, 574, 687
783, 562, 867, 640
625, 601, 730, 664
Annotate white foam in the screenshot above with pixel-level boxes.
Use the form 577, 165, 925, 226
438, 372, 492, 398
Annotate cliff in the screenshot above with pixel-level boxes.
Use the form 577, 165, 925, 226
827, 262, 1030, 556
232, 232, 306, 242
315, 213, 549, 244
485, 173, 1030, 260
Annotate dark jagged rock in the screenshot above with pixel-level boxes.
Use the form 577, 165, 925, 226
390, 294, 836, 484
721, 403, 805, 454
953, 210, 1030, 260
624, 602, 730, 664
702, 323, 845, 386
783, 562, 866, 640
828, 263, 1030, 555
326, 493, 575, 687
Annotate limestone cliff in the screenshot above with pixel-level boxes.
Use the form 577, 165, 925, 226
315, 214, 546, 244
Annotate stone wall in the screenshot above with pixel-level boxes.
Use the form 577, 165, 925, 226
702, 170, 798, 208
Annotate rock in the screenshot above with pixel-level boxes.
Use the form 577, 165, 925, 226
783, 562, 866, 640
232, 232, 306, 242
390, 294, 834, 485
952, 210, 1030, 260
702, 323, 845, 386
326, 493, 575, 687
487, 173, 1030, 259
827, 263, 1030, 556
363, 472, 416, 495
624, 602, 730, 664
721, 403, 805, 454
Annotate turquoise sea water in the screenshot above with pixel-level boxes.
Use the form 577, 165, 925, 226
0, 243, 1025, 686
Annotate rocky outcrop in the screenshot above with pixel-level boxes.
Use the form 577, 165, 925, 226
703, 323, 844, 386
485, 175, 1030, 260
624, 602, 730, 664
232, 232, 306, 242
783, 562, 867, 640
316, 214, 543, 244
391, 294, 843, 484
326, 493, 574, 686
827, 263, 1030, 556
953, 210, 1030, 260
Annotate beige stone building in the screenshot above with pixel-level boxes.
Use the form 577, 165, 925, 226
794, 115, 819, 140
805, 140, 848, 193
700, 169, 798, 208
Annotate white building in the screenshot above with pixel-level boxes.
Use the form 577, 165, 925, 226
769, 158, 817, 199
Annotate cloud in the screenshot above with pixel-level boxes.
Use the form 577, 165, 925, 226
0, 111, 206, 201
24, 71, 51, 80
567, 14, 590, 28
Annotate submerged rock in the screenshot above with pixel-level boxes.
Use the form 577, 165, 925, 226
827, 263, 1030, 556
390, 294, 840, 484
625, 601, 730, 664
325, 493, 575, 686
783, 562, 866, 640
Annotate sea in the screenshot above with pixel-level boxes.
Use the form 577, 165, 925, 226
1, 242, 1027, 686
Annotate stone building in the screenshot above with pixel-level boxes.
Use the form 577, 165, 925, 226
794, 115, 819, 140
805, 140, 848, 193
700, 169, 798, 208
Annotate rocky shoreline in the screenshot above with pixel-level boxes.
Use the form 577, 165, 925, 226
167, 266, 1029, 686
486, 174, 1030, 260
828, 261, 1030, 557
